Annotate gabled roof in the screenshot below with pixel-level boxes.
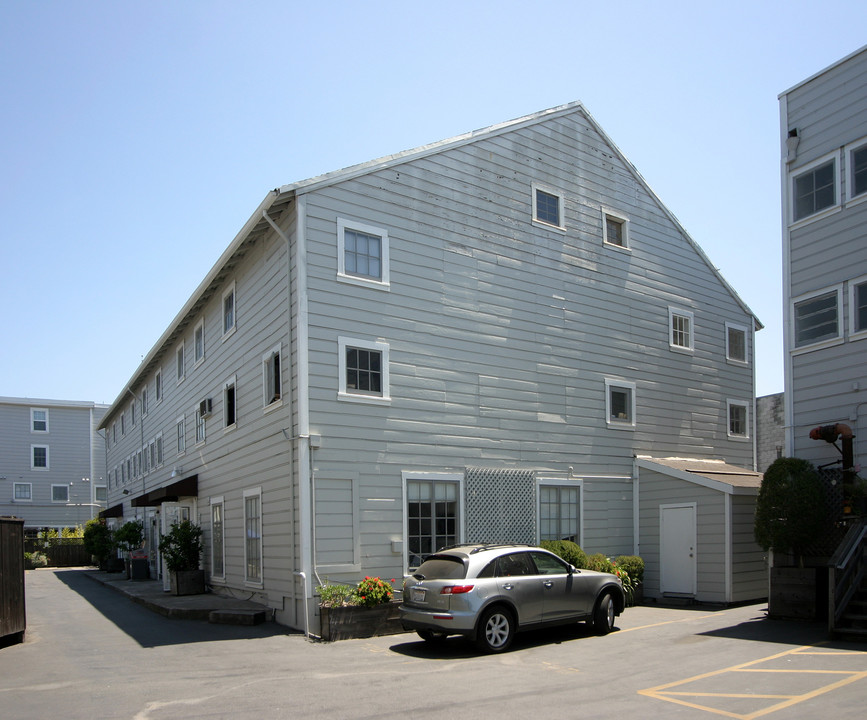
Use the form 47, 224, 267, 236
636, 456, 762, 495
100, 102, 760, 424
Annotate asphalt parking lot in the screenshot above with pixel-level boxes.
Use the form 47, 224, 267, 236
2, 569, 866, 719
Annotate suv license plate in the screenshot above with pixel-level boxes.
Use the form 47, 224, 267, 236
410, 587, 426, 603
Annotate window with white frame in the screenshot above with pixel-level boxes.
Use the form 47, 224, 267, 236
156, 433, 163, 465
130, 399, 136, 426
337, 218, 389, 287
121, 411, 125, 436
338, 337, 390, 403
405, 475, 460, 571
51, 484, 68, 503
849, 275, 867, 339
141, 386, 148, 416
95, 486, 107, 503
155, 368, 162, 403
31, 444, 49, 469
176, 415, 186, 455
792, 153, 839, 222
224, 376, 237, 428
605, 378, 636, 428
669, 307, 694, 352
194, 319, 205, 366
602, 208, 629, 248
792, 286, 842, 349
148, 439, 156, 471
211, 497, 225, 580
13, 482, 31, 501
31, 408, 48, 433
538, 481, 581, 544
195, 408, 206, 445
262, 345, 282, 407
847, 139, 867, 201
222, 282, 236, 337
176, 342, 185, 383
727, 400, 749, 439
532, 184, 565, 230
244, 488, 263, 584
725, 322, 748, 364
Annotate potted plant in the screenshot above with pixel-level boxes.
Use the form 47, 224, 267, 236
158, 520, 205, 595
316, 577, 401, 641
113, 520, 145, 578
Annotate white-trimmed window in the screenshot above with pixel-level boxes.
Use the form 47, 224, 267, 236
532, 183, 565, 231
211, 497, 225, 581
538, 479, 582, 545
121, 411, 126, 436
95, 485, 107, 503
141, 386, 149, 417
727, 400, 750, 439
244, 487, 263, 585
176, 342, 185, 384
156, 433, 163, 465
222, 282, 236, 337
31, 444, 49, 469
262, 344, 282, 408
337, 218, 390, 289
792, 285, 843, 350
669, 307, 694, 352
725, 322, 748, 364
849, 275, 867, 340
338, 337, 390, 404
176, 415, 186, 455
13, 482, 31, 501
130, 399, 136, 426
155, 368, 162, 404
194, 319, 205, 366
602, 208, 629, 249
51, 484, 68, 503
404, 473, 462, 571
846, 138, 867, 202
605, 378, 636, 428
195, 408, 206, 445
224, 376, 237, 429
791, 152, 840, 223
31, 408, 48, 433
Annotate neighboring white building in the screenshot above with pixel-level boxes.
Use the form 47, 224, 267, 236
0, 396, 108, 532
99, 102, 763, 631
780, 45, 867, 468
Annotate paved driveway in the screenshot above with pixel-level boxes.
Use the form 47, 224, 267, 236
2, 569, 866, 719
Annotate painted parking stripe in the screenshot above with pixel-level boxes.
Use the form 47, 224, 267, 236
638, 644, 867, 719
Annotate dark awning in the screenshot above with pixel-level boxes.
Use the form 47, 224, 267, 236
99, 503, 125, 519
131, 475, 198, 507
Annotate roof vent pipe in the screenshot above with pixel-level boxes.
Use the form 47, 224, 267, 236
809, 423, 856, 483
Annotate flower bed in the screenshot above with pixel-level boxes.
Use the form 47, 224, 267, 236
317, 577, 404, 641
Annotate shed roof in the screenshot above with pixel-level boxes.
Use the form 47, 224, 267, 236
636, 457, 762, 495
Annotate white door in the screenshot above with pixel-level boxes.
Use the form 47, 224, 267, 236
159, 503, 183, 591
660, 504, 696, 596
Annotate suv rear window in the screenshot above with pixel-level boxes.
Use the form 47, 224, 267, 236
413, 555, 467, 580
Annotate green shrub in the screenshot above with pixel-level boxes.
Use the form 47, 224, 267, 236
614, 555, 644, 585
355, 577, 394, 607
317, 581, 357, 608
539, 540, 588, 568
83, 519, 114, 564
157, 521, 203, 572
584, 553, 616, 574
114, 520, 144, 553
24, 552, 48, 568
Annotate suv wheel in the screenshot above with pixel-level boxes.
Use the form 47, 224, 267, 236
592, 593, 615, 635
475, 606, 514, 653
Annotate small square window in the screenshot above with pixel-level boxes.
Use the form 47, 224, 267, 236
95, 486, 107, 502
532, 185, 564, 229
602, 209, 629, 248
793, 157, 837, 221
726, 323, 748, 364
52, 484, 69, 503
337, 219, 390, 288
31, 408, 48, 432
338, 337, 390, 404
605, 378, 636, 429
14, 483, 31, 501
669, 307, 694, 352
793, 288, 841, 348
727, 400, 749, 439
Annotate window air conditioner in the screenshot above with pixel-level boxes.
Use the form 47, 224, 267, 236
199, 398, 212, 417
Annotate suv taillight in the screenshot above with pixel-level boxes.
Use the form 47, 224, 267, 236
440, 585, 474, 595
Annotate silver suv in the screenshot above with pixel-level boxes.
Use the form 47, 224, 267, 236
400, 544, 625, 653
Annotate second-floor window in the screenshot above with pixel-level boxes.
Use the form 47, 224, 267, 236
31, 408, 48, 432
194, 319, 205, 366
793, 288, 840, 348
532, 184, 565, 230
263, 346, 282, 407
793, 156, 837, 221
337, 218, 390, 288
669, 308, 694, 352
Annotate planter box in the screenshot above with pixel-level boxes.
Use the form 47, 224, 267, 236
320, 602, 403, 641
769, 567, 816, 620
169, 569, 206, 596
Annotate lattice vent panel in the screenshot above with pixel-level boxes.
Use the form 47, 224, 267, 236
465, 467, 536, 544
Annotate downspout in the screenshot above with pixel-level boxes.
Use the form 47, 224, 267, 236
632, 457, 640, 558
780, 92, 795, 457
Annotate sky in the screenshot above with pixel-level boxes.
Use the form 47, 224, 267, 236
1, 1, 865, 406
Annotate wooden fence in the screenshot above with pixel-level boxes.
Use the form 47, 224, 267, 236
1, 517, 26, 642
24, 538, 93, 567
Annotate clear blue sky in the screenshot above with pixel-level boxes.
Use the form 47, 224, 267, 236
2, 1, 865, 405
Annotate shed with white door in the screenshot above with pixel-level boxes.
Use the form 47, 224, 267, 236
636, 457, 766, 605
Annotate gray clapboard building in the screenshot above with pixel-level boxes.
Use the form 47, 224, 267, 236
99, 102, 763, 630
780, 45, 867, 468
0, 397, 107, 531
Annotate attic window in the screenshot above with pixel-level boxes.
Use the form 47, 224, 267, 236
602, 208, 629, 248
532, 184, 565, 231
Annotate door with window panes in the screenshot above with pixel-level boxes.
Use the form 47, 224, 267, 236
407, 479, 458, 570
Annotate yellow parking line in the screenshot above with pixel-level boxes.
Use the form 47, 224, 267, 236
619, 613, 718, 632
638, 644, 867, 720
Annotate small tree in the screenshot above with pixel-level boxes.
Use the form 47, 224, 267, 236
754, 457, 826, 566
157, 521, 203, 572
113, 520, 144, 555
83, 519, 113, 566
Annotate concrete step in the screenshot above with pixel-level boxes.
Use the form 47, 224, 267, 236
209, 608, 267, 625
